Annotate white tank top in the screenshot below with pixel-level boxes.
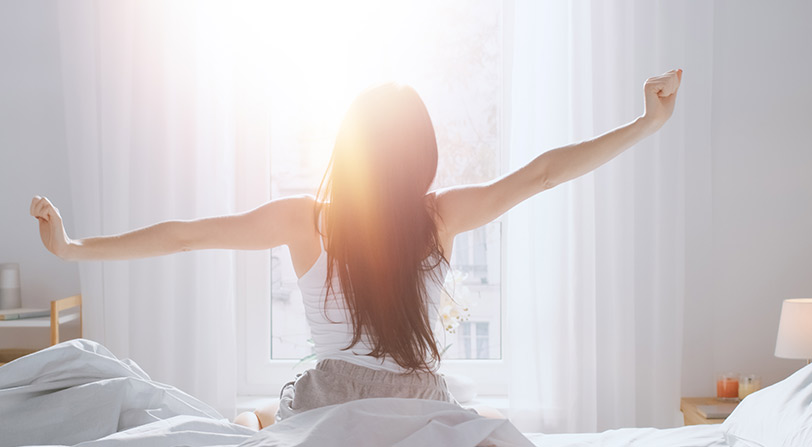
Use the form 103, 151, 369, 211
297, 236, 449, 373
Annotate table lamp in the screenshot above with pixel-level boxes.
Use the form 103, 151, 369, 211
774, 298, 812, 365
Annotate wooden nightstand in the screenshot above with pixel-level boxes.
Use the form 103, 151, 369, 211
680, 397, 739, 425
0, 294, 82, 366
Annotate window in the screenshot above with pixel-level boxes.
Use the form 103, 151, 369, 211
239, 0, 507, 396
268, 0, 503, 363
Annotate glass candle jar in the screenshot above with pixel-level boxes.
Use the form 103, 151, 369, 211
716, 373, 739, 399
738, 374, 761, 400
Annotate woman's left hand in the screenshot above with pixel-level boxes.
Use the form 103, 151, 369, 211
640, 69, 683, 131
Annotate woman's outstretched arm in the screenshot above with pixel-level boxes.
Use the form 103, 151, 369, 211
435, 69, 682, 236
29, 195, 314, 261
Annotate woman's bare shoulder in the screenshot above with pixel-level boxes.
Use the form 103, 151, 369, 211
427, 186, 471, 235
283, 193, 320, 230
258, 194, 321, 276
251, 194, 321, 246
286, 193, 319, 209
429, 179, 515, 237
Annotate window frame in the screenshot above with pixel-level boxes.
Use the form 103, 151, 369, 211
438, 216, 509, 396
237, 1, 511, 397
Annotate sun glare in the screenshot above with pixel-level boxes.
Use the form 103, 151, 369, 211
180, 0, 435, 174
210, 0, 504, 360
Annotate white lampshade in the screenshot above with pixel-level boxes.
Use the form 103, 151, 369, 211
774, 298, 812, 360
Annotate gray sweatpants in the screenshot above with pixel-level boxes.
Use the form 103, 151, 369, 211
275, 358, 464, 422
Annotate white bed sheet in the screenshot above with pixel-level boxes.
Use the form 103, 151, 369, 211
0, 340, 728, 447
526, 424, 727, 447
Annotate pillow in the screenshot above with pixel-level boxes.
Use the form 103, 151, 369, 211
722, 363, 812, 447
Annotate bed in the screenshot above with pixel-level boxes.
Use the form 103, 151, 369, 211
1, 340, 809, 447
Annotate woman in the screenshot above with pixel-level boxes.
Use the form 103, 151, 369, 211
30, 69, 682, 429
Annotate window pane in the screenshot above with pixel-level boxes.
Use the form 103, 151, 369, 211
441, 223, 501, 360
476, 323, 490, 359
461, 322, 473, 360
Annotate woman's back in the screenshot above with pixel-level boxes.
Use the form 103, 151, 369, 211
297, 224, 450, 373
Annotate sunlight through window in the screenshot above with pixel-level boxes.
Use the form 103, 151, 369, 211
201, 0, 504, 361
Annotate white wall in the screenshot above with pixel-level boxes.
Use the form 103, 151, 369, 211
0, 1, 81, 348
681, 0, 812, 396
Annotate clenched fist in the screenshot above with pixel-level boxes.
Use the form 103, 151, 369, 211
30, 196, 71, 259
641, 68, 683, 131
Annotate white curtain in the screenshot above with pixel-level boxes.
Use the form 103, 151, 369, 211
56, 0, 715, 428
57, 1, 272, 418
505, 0, 714, 432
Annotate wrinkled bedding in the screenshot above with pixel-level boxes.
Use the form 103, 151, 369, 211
0, 339, 728, 447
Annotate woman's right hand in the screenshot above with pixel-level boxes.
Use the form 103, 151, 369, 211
30, 196, 72, 259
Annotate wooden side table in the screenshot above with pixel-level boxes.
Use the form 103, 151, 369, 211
49, 294, 83, 345
0, 294, 82, 366
680, 397, 739, 425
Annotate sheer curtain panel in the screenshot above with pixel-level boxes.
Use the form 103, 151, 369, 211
57, 1, 274, 418
504, 0, 714, 432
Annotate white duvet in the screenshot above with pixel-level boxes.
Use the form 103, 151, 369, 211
0, 340, 730, 447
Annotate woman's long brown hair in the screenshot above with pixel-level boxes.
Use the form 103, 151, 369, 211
315, 83, 447, 372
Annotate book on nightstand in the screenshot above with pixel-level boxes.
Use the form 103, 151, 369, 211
696, 403, 738, 419
0, 308, 50, 320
